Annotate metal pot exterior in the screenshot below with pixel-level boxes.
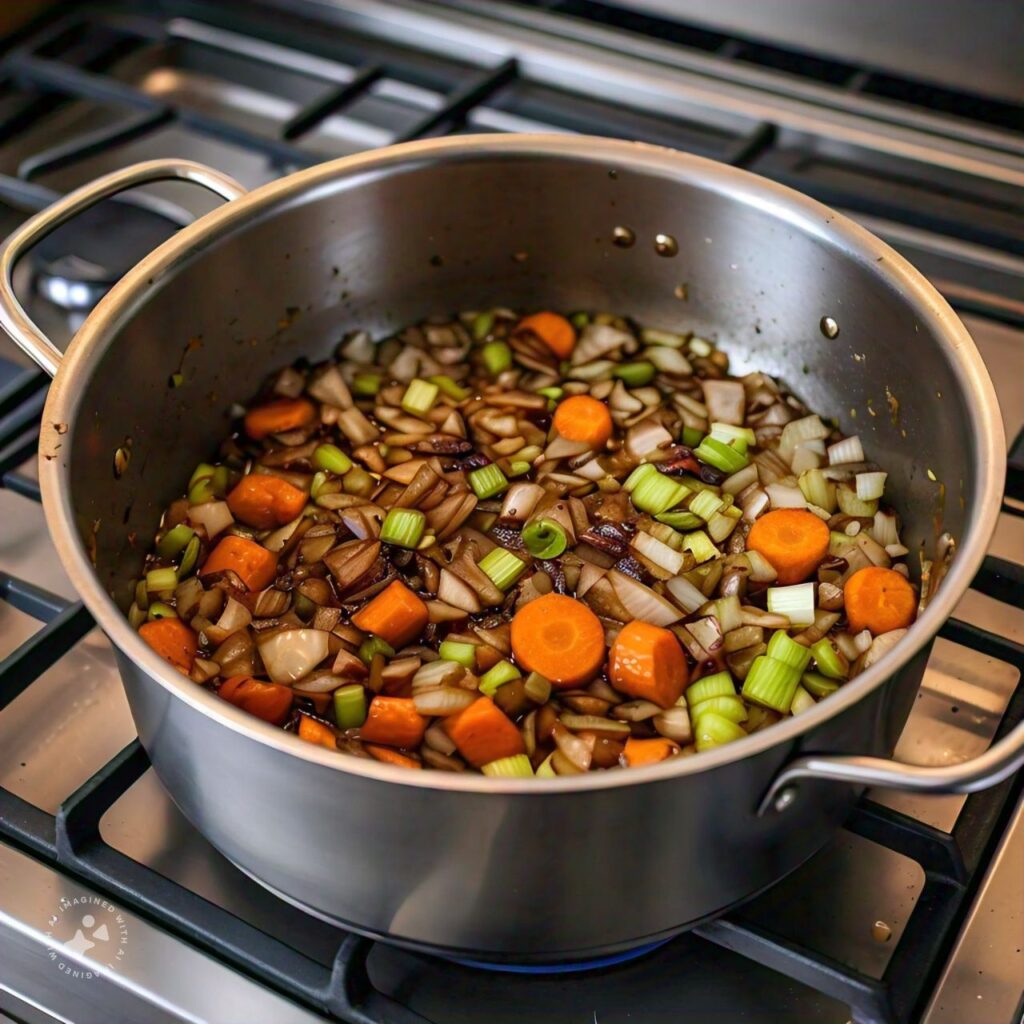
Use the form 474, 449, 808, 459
19, 137, 1006, 958
117, 643, 928, 958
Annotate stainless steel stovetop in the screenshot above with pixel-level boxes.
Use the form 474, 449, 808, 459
0, 3, 1021, 1023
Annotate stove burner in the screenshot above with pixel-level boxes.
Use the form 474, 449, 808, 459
447, 938, 672, 973
30, 197, 186, 311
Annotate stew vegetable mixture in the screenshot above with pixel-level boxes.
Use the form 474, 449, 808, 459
131, 309, 918, 777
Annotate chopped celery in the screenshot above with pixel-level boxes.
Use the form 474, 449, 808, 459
742, 656, 801, 712
656, 509, 703, 531
478, 547, 527, 590
313, 443, 353, 475
343, 466, 375, 497
811, 638, 848, 679
536, 386, 564, 402
156, 523, 195, 559
401, 378, 439, 417
836, 483, 878, 517
682, 426, 704, 448
799, 469, 837, 512
482, 754, 534, 777
352, 373, 381, 397
829, 530, 857, 556
690, 694, 748, 724
694, 435, 748, 474
428, 374, 470, 401
146, 601, 177, 621
524, 671, 552, 704
359, 636, 395, 664
333, 684, 367, 729
481, 340, 512, 376
689, 489, 724, 521
613, 361, 657, 387
472, 310, 495, 340
178, 535, 200, 578
710, 422, 756, 447
535, 753, 557, 777
145, 567, 178, 593
685, 671, 735, 707
380, 508, 426, 549
682, 529, 718, 564
694, 712, 747, 751
522, 518, 568, 559
631, 471, 688, 515
438, 640, 477, 668
790, 685, 816, 715
508, 460, 532, 476
479, 660, 521, 697
766, 582, 816, 627
765, 630, 813, 671
802, 671, 841, 698
468, 463, 509, 499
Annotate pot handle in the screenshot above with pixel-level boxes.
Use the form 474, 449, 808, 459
758, 718, 1024, 815
0, 159, 247, 378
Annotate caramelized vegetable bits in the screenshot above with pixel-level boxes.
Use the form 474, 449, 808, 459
131, 307, 918, 777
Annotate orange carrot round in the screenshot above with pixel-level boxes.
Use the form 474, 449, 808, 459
553, 395, 613, 448
609, 620, 689, 708
244, 397, 316, 440
201, 535, 278, 591
360, 696, 428, 748
746, 508, 830, 585
623, 736, 681, 767
219, 674, 293, 725
516, 312, 576, 359
443, 696, 525, 767
510, 593, 606, 688
139, 617, 197, 673
351, 580, 429, 649
227, 474, 307, 529
844, 566, 916, 635
298, 715, 337, 749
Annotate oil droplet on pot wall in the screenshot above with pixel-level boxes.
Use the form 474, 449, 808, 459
820, 316, 840, 339
654, 233, 678, 257
611, 226, 635, 248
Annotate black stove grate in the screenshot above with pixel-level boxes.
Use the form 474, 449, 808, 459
0, 4, 1021, 1023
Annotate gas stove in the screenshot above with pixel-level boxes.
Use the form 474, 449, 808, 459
0, 3, 1021, 1023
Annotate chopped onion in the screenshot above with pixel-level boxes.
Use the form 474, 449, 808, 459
645, 346, 693, 375
413, 687, 478, 716
552, 724, 592, 771
828, 435, 864, 466
641, 327, 687, 348
307, 364, 353, 409
780, 414, 829, 453
609, 571, 682, 626
612, 700, 662, 722
500, 482, 544, 522
653, 705, 692, 743
853, 629, 873, 654
626, 419, 673, 460
686, 615, 724, 655
632, 530, 685, 575
666, 574, 707, 614
544, 434, 592, 460
740, 487, 770, 522
187, 500, 234, 541
743, 550, 778, 583
855, 532, 891, 567
790, 443, 822, 474
204, 596, 252, 645
437, 569, 482, 614
292, 672, 346, 694
424, 721, 457, 755
766, 482, 807, 509
701, 379, 745, 426
559, 714, 630, 736
576, 561, 607, 598
412, 659, 465, 691
257, 628, 329, 683
722, 463, 758, 496
571, 322, 633, 365
715, 595, 743, 634
871, 510, 900, 548
856, 471, 887, 501
861, 628, 908, 669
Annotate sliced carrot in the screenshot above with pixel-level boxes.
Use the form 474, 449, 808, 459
139, 617, 197, 673
201, 535, 278, 591
443, 696, 525, 767
227, 474, 307, 530
746, 508, 830, 585
510, 593, 606, 688
623, 736, 680, 767
219, 674, 293, 725
844, 566, 917, 636
365, 744, 422, 770
553, 395, 613, 448
359, 696, 428, 748
609, 620, 689, 708
351, 580, 429, 649
298, 715, 337, 749
244, 397, 316, 440
516, 312, 576, 360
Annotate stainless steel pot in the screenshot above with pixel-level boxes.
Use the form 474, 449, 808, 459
1, 136, 1020, 962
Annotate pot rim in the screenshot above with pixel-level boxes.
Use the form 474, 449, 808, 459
38, 134, 1006, 795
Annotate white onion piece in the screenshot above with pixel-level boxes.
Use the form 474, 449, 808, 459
654, 705, 692, 743
307, 364, 353, 409
612, 700, 662, 722
853, 629, 873, 654
437, 570, 482, 614
641, 327, 687, 348
666, 574, 707, 614
790, 444, 822, 474
828, 435, 864, 466
632, 531, 685, 575
862, 628, 908, 669
871, 510, 900, 547
187, 500, 234, 541
645, 346, 693, 375
553, 725, 592, 771
609, 571, 682, 626
544, 434, 591, 460
204, 596, 252, 645
626, 419, 673, 460
856, 471, 887, 501
855, 533, 891, 567
257, 628, 329, 683
740, 487, 770, 522
576, 561, 607, 598
574, 457, 608, 481
780, 414, 829, 453
412, 659, 465, 691
701, 379, 745, 425
571, 322, 633, 365
766, 482, 807, 509
744, 550, 778, 583
687, 615, 724, 654
500, 482, 545, 522
722, 463, 758, 496
292, 673, 347, 694
424, 721, 457, 755
413, 687, 477, 716
715, 595, 743, 634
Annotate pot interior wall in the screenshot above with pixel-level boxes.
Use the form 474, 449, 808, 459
63, 150, 976, 604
